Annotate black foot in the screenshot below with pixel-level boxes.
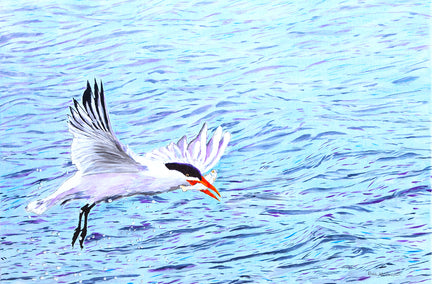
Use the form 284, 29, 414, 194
79, 218, 88, 249
71, 203, 95, 249
71, 225, 81, 248
71, 207, 84, 248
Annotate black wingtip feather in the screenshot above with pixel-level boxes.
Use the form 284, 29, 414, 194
69, 107, 85, 129
82, 81, 93, 107
73, 98, 79, 109
99, 81, 110, 132
69, 79, 112, 134
94, 78, 99, 99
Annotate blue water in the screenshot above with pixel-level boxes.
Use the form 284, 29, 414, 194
1, 1, 431, 283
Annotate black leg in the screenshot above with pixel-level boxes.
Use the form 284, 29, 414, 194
71, 205, 85, 248
79, 203, 95, 249
71, 203, 95, 249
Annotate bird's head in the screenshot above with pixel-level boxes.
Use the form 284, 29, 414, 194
165, 162, 221, 200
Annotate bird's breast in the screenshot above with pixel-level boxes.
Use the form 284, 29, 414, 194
77, 171, 182, 203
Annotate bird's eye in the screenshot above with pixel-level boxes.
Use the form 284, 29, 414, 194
186, 174, 190, 177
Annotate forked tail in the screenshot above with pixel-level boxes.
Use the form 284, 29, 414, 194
26, 174, 82, 215
26, 197, 55, 215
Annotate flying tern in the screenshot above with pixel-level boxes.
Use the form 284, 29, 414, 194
26, 80, 231, 248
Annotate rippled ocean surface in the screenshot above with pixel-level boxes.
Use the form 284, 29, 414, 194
1, 1, 431, 283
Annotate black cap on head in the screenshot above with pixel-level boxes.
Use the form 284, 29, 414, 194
165, 162, 202, 179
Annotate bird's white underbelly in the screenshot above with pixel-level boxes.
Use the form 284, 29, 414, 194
26, 171, 183, 215
41, 171, 182, 207
75, 172, 181, 202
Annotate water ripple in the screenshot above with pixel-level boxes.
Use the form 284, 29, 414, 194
1, 1, 430, 283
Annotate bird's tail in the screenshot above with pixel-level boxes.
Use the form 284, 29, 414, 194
26, 197, 54, 215
26, 173, 82, 215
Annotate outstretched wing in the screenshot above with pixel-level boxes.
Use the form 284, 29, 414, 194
146, 123, 231, 173
68, 80, 143, 175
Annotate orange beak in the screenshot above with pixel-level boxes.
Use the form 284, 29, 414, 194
187, 176, 221, 201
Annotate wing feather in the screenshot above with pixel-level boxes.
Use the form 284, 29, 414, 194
206, 131, 230, 171
177, 136, 188, 156
68, 80, 143, 175
146, 123, 231, 173
205, 126, 222, 164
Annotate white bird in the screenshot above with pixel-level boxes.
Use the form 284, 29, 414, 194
26, 80, 231, 248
